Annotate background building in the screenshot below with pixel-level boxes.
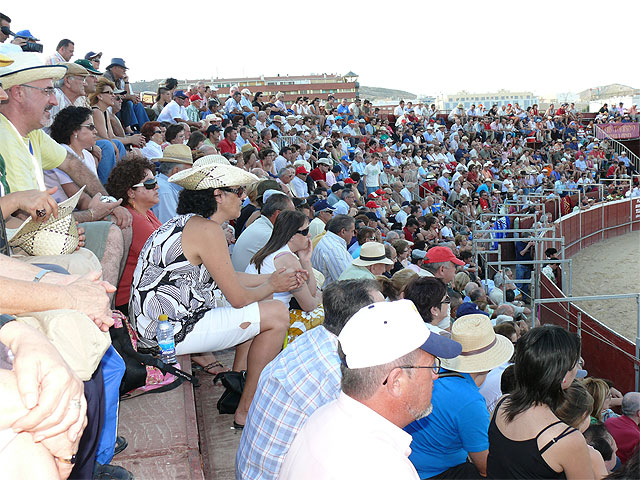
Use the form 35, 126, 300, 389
440, 89, 538, 110
178, 72, 359, 103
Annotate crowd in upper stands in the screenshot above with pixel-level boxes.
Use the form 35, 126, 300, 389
0, 10, 639, 480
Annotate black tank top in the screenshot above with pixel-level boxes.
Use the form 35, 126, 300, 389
486, 397, 577, 479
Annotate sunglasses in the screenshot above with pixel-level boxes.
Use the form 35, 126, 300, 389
297, 227, 310, 236
218, 186, 245, 197
132, 177, 157, 190
80, 123, 97, 131
153, 130, 163, 135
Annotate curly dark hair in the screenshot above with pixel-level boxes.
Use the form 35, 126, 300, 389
105, 158, 156, 207
50, 106, 92, 145
177, 189, 218, 217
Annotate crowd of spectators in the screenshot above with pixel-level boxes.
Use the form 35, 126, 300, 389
0, 11, 639, 479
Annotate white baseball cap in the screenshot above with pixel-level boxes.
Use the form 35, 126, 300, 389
338, 300, 462, 369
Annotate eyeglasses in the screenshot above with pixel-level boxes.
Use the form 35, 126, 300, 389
80, 123, 97, 131
101, 90, 114, 96
21, 84, 56, 97
154, 130, 163, 135
440, 295, 451, 305
297, 227, 310, 236
132, 177, 158, 190
218, 186, 245, 197
382, 358, 442, 385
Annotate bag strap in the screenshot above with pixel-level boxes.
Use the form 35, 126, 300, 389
129, 349, 200, 387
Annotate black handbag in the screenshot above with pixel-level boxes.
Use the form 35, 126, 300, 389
213, 370, 246, 414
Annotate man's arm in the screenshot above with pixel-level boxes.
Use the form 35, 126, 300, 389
57, 152, 106, 196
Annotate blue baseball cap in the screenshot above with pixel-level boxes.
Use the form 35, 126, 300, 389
15, 30, 39, 41
174, 90, 188, 99
313, 200, 335, 213
456, 302, 490, 319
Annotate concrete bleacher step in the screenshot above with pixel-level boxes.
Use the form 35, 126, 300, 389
112, 355, 205, 480
194, 349, 240, 480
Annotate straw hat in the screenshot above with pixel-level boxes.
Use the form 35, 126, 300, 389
193, 154, 230, 167
352, 242, 394, 267
0, 53, 14, 68
0, 46, 67, 89
152, 144, 193, 165
8, 187, 84, 256
169, 163, 258, 190
440, 314, 514, 373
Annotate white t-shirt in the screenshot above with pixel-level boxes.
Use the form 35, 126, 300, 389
157, 100, 188, 124
364, 162, 382, 188
44, 145, 97, 203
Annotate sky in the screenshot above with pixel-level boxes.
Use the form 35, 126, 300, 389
5, 0, 639, 99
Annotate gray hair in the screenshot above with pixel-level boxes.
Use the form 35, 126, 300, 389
157, 161, 179, 176
327, 214, 355, 235
495, 304, 515, 317
340, 188, 354, 200
422, 261, 449, 275
494, 272, 506, 288
340, 349, 419, 400
261, 193, 292, 218
386, 231, 400, 242
464, 282, 478, 297
257, 111, 267, 120
277, 167, 292, 179
621, 392, 640, 417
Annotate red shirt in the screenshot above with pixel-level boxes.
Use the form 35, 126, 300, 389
218, 138, 237, 155
403, 226, 414, 242
116, 206, 162, 307
605, 415, 640, 464
309, 167, 327, 182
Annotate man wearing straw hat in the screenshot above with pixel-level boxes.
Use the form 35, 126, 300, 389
338, 241, 394, 280
0, 45, 107, 199
150, 144, 193, 223
405, 314, 514, 479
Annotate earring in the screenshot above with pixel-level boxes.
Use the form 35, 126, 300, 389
74, 134, 78, 139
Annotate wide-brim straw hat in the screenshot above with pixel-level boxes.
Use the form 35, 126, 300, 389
193, 154, 230, 167
152, 144, 193, 165
0, 46, 67, 89
169, 163, 258, 190
352, 242, 394, 267
8, 187, 84, 256
441, 314, 514, 373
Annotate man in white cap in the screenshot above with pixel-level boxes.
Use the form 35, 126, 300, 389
279, 300, 462, 479
0, 47, 106, 198
338, 241, 394, 280
405, 314, 513, 479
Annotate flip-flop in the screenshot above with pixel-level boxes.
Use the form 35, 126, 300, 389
192, 360, 230, 376
232, 421, 244, 430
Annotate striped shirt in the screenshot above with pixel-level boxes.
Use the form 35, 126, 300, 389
311, 231, 352, 285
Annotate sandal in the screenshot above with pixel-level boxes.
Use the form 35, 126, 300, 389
192, 360, 230, 376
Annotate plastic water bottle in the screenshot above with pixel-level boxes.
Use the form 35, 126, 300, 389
156, 314, 177, 364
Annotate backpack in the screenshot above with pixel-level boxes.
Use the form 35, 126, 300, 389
110, 311, 199, 399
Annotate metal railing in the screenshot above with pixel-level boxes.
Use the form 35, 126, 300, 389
533, 294, 640, 391
593, 124, 640, 171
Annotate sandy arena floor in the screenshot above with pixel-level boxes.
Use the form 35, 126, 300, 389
570, 230, 640, 342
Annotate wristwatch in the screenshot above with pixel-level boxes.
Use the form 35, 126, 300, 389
0, 314, 16, 331
100, 195, 118, 204
33, 269, 51, 282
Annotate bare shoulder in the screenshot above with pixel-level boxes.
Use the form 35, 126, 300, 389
182, 216, 226, 262
274, 251, 301, 269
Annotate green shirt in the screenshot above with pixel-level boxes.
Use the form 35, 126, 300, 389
338, 264, 375, 281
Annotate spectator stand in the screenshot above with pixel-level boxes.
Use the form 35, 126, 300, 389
593, 124, 640, 172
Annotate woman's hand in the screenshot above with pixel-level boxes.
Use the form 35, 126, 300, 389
269, 268, 305, 293
87, 193, 122, 221
297, 237, 313, 264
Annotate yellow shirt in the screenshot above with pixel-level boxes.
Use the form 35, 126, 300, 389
0, 114, 67, 193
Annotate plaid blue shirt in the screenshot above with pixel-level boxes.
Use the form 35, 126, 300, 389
235, 326, 341, 480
